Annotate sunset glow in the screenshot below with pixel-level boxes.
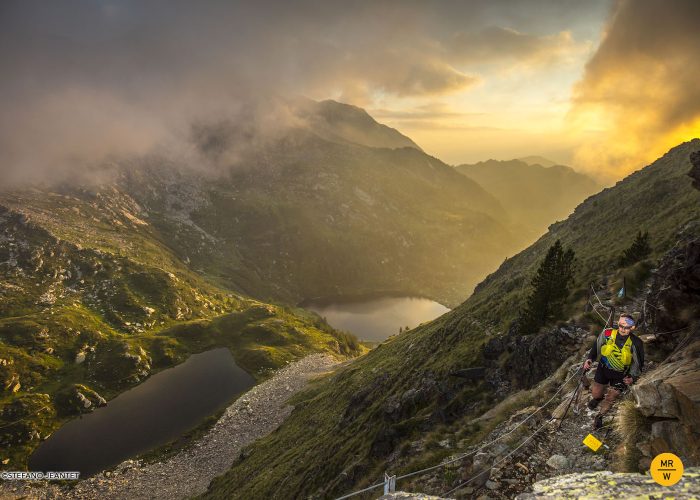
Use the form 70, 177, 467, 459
1, 0, 698, 185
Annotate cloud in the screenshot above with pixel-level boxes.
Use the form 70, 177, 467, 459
448, 26, 587, 67
0, 0, 493, 185
320, 48, 480, 105
568, 0, 700, 181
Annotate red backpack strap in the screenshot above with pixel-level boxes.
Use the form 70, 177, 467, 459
604, 328, 613, 337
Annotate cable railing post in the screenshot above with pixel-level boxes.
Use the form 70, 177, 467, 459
383, 473, 396, 494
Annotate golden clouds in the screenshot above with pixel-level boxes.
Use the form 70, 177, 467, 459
449, 26, 587, 67
569, 0, 700, 181
334, 51, 481, 105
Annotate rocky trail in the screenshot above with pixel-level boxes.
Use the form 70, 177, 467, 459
0, 353, 340, 500
436, 359, 622, 499
387, 322, 700, 500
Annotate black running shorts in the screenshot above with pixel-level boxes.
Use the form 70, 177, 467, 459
594, 363, 626, 388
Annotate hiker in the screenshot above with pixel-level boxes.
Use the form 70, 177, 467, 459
582, 314, 644, 429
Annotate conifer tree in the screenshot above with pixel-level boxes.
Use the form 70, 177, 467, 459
520, 240, 576, 333
619, 231, 651, 267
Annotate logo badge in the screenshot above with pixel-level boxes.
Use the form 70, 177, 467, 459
650, 453, 684, 486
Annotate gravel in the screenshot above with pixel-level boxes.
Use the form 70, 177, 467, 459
0, 353, 339, 500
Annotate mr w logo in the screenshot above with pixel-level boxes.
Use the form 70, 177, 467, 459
650, 453, 684, 486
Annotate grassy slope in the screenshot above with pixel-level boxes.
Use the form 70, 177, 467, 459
203, 140, 700, 499
0, 191, 364, 469
463, 139, 700, 329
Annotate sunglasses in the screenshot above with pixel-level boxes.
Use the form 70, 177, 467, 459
618, 324, 633, 330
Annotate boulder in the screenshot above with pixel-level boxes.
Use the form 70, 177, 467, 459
633, 346, 700, 420
517, 468, 700, 499
485, 480, 500, 490
545, 454, 570, 470
473, 452, 491, 470
76, 392, 92, 409
631, 339, 700, 465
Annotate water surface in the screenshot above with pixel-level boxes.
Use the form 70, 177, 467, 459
304, 295, 449, 342
30, 348, 254, 477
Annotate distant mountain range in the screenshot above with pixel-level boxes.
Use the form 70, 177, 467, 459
455, 159, 601, 243
517, 155, 559, 167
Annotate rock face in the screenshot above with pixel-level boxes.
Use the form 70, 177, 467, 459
632, 337, 700, 466
517, 467, 700, 499
482, 323, 588, 390
690, 151, 700, 190
379, 493, 448, 500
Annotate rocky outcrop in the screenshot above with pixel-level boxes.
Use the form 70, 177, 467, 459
690, 151, 700, 190
517, 467, 700, 499
55, 384, 107, 415
379, 493, 448, 499
632, 336, 700, 466
648, 234, 700, 331
482, 323, 588, 390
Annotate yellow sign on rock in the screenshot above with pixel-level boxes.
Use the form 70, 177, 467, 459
583, 433, 602, 452
650, 453, 684, 486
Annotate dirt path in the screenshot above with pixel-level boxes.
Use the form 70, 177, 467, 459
0, 353, 340, 500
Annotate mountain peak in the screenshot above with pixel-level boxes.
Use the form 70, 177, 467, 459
292, 97, 422, 151
517, 155, 559, 167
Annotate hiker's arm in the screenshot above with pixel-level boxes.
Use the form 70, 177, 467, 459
629, 338, 644, 382
587, 332, 602, 361
583, 333, 602, 370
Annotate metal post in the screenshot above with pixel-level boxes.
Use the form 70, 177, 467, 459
384, 473, 396, 494
608, 307, 615, 328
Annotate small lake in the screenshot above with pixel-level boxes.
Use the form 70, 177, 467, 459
303, 295, 450, 342
30, 348, 254, 478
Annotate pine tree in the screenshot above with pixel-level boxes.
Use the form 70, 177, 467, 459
520, 240, 576, 333
619, 231, 651, 267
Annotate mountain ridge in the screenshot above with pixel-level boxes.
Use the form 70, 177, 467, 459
455, 159, 601, 243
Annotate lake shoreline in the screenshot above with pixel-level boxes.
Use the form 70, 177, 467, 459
28, 348, 255, 478
0, 353, 341, 500
298, 289, 452, 310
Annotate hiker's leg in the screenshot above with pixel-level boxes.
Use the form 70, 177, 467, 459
599, 387, 621, 415
590, 381, 606, 399
588, 381, 605, 410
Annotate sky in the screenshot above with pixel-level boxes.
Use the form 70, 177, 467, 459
1, 0, 699, 185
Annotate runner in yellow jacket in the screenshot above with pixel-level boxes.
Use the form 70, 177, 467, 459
582, 314, 645, 429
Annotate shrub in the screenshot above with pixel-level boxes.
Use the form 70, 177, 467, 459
520, 240, 576, 333
618, 231, 652, 267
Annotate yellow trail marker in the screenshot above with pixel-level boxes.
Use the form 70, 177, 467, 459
650, 453, 684, 486
583, 433, 602, 452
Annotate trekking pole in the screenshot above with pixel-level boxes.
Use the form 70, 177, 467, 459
572, 375, 585, 416
557, 368, 584, 430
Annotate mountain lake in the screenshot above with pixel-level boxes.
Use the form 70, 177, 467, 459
302, 295, 450, 342
29, 347, 254, 478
